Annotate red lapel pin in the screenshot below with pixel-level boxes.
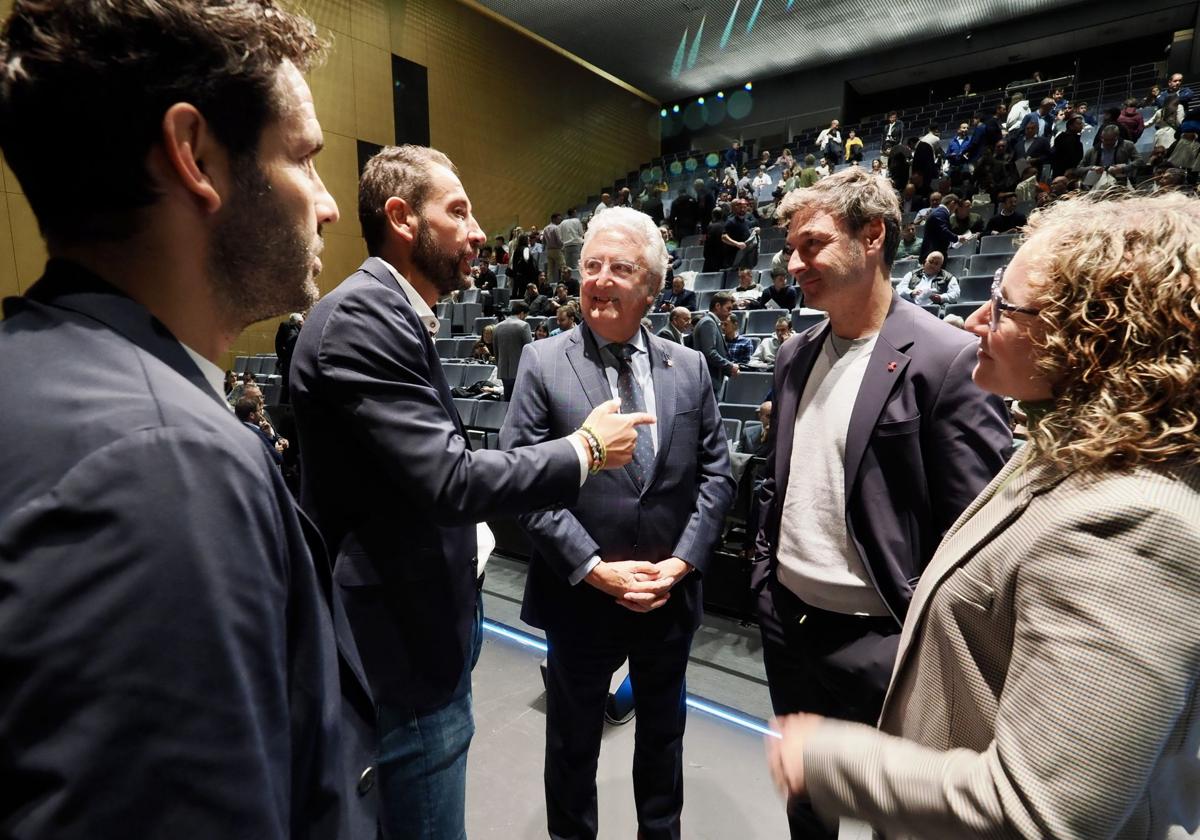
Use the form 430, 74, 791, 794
887, 361, 898, 372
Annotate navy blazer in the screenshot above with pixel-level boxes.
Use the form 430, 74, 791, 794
753, 297, 1011, 629
0, 261, 374, 839
290, 258, 583, 713
919, 205, 957, 262
500, 323, 735, 641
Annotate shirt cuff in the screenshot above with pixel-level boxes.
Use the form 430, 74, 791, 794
569, 556, 601, 586
568, 432, 590, 487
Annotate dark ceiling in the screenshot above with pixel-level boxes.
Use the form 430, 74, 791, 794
473, 0, 1101, 102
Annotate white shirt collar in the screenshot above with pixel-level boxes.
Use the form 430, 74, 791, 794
378, 258, 440, 337
592, 326, 647, 356
180, 343, 227, 401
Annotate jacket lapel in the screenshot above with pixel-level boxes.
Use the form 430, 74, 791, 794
843, 299, 913, 501
643, 331, 677, 492
883, 449, 1068, 708
568, 322, 617, 411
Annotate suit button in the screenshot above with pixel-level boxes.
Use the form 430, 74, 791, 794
357, 765, 375, 796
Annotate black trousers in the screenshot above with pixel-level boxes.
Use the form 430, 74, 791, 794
759, 577, 900, 840
543, 630, 692, 840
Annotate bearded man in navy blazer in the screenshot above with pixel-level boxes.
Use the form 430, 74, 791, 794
290, 146, 653, 840
501, 207, 736, 840
752, 168, 1011, 839
0, 2, 376, 837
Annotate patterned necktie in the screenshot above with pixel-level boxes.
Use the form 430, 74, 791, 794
605, 342, 654, 486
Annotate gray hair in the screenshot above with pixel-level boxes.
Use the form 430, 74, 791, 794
776, 167, 902, 265
580, 206, 669, 297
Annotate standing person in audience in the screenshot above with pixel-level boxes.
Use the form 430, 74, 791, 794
0, 0, 378, 836
749, 317, 793, 367
659, 305, 693, 345
912, 126, 942, 188
721, 198, 756, 269
593, 192, 613, 218
668, 185, 700, 244
289, 145, 655, 840
881, 111, 904, 147
753, 167, 1011, 839
769, 191, 1200, 840
560, 207, 585, 274
693, 290, 740, 397
919, 192, 967, 261
724, 139, 745, 171
1156, 72, 1194, 109
1052, 113, 1086, 177
274, 311, 303, 403
542, 212, 565, 286
797, 154, 822, 187
500, 207, 734, 840
494, 301, 533, 399
1006, 89, 1031, 132
702, 207, 728, 272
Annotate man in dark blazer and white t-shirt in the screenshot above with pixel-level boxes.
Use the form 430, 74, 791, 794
290, 145, 653, 840
752, 168, 1011, 839
502, 207, 735, 840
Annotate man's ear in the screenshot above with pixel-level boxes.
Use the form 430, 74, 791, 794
157, 103, 224, 215
863, 217, 886, 255
385, 196, 416, 245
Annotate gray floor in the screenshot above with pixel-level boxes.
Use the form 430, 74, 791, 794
466, 624, 790, 840
482, 554, 774, 721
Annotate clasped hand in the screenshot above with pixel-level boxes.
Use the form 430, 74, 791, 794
585, 557, 690, 612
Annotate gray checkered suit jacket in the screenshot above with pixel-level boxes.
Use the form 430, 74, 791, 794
803, 445, 1200, 839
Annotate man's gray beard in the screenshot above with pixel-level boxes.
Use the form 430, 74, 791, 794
208, 156, 319, 330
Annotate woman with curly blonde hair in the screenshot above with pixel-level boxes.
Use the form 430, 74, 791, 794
769, 191, 1200, 839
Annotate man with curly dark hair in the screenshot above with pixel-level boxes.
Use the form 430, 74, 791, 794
0, 1, 375, 837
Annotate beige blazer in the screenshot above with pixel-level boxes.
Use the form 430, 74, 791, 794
803, 446, 1200, 839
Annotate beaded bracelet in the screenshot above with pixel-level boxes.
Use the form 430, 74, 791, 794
577, 424, 607, 474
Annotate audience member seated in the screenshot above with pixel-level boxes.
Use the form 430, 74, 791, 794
896, 251, 960, 307
844, 130, 863, 164
775, 148, 796, 169
549, 283, 573, 311
751, 166, 772, 190
758, 269, 800, 310
740, 401, 772, 456
895, 222, 923, 259
948, 198, 984, 235
223, 369, 238, 398
472, 324, 496, 363
524, 283, 554, 317
1168, 121, 1200, 173
722, 317, 755, 366
797, 154, 821, 187
1151, 95, 1185, 147
655, 275, 697, 313
533, 322, 550, 340
549, 305, 578, 336
226, 370, 257, 406
913, 191, 940, 223
748, 317, 792, 367
235, 397, 285, 465
899, 183, 927, 214
658, 306, 693, 345
731, 268, 762, 309
816, 119, 843, 168
1080, 125, 1143, 179
984, 192, 1027, 234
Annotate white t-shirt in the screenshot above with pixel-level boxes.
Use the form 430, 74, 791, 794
775, 331, 891, 616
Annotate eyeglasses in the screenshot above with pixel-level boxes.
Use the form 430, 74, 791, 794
580, 257, 645, 280
990, 266, 1040, 332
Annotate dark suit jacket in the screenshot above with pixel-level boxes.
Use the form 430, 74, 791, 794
918, 205, 957, 261
1010, 134, 1051, 168
753, 297, 1011, 632
655, 287, 697, 312
244, 420, 283, 464
0, 260, 374, 839
658, 324, 685, 344
691, 310, 735, 395
1051, 131, 1084, 176
1019, 111, 1054, 138
500, 323, 735, 640
290, 257, 582, 713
